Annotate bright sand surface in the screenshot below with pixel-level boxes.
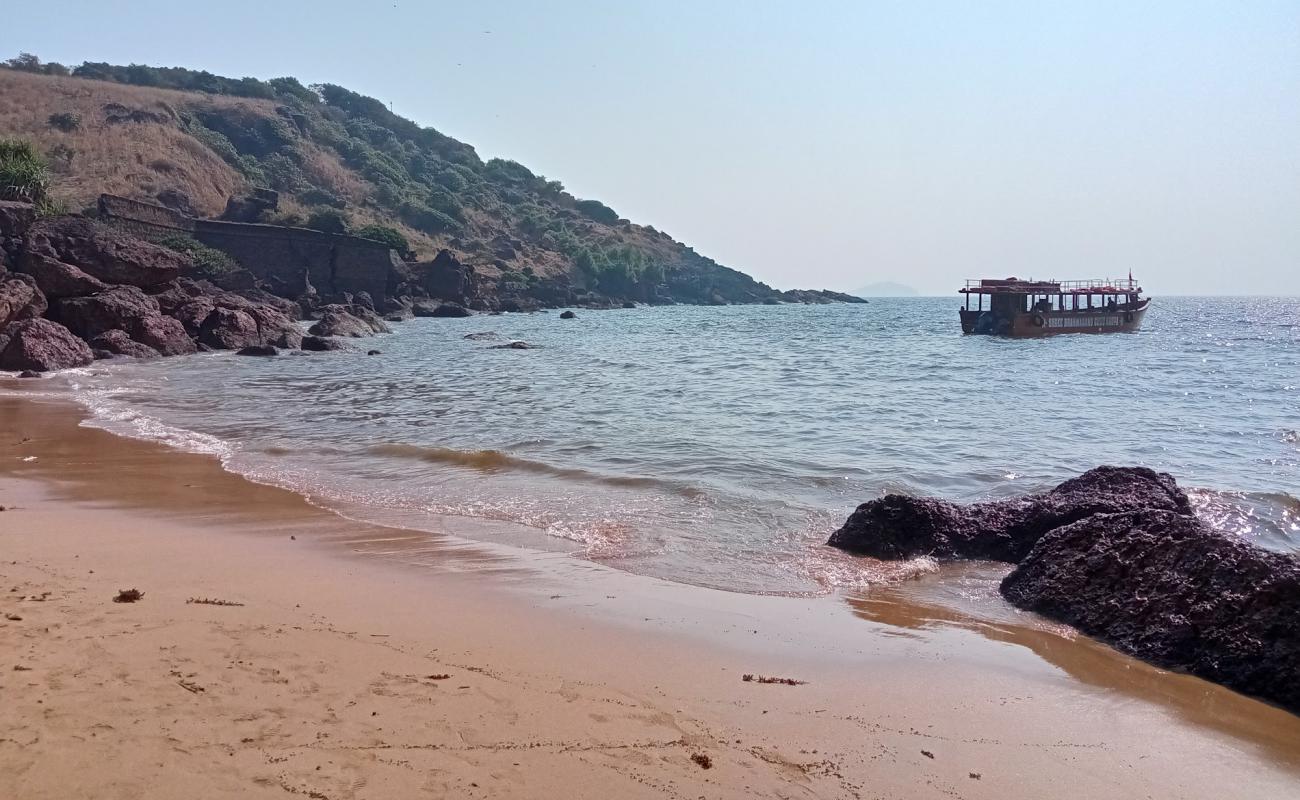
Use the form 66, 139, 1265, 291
1, 393, 1299, 799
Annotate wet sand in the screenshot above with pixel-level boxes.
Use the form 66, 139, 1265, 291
1, 392, 1298, 799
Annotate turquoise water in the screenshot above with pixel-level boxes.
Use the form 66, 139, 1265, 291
61, 297, 1300, 594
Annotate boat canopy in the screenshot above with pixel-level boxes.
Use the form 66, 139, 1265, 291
959, 277, 1142, 295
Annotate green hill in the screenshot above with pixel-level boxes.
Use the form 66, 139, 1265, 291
0, 53, 857, 307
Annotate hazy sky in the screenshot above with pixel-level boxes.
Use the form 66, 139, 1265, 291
10, 1, 1299, 294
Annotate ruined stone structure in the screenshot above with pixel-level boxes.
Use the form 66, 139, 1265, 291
97, 195, 400, 302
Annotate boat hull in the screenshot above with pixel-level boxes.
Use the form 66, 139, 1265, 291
960, 302, 1148, 337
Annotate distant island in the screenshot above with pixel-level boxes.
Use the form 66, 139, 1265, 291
851, 281, 918, 297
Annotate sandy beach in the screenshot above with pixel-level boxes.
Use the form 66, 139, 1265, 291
2, 392, 1299, 799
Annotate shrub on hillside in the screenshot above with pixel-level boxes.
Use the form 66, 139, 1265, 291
0, 138, 51, 204
47, 112, 81, 132
354, 224, 409, 254
157, 234, 241, 281
574, 199, 619, 225
304, 207, 349, 234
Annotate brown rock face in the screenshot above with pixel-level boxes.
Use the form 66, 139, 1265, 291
16, 252, 110, 299
88, 329, 160, 359
0, 201, 37, 238
1000, 509, 1300, 714
308, 305, 390, 338
24, 217, 188, 289
0, 318, 94, 372
827, 466, 1191, 563
0, 273, 48, 328
54, 286, 195, 356
198, 307, 261, 350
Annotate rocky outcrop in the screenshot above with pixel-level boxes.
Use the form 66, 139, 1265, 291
1000, 509, 1300, 714
0, 201, 37, 238
88, 329, 160, 359
24, 217, 188, 288
308, 304, 390, 338
198, 307, 261, 350
0, 273, 47, 328
236, 345, 279, 357
0, 318, 94, 372
417, 250, 478, 305
301, 335, 347, 351
559, 310, 577, 319
827, 467, 1191, 563
16, 252, 109, 299
413, 301, 472, 318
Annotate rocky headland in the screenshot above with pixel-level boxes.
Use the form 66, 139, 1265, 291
829, 467, 1300, 714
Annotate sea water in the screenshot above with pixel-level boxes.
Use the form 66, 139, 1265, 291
58, 297, 1299, 594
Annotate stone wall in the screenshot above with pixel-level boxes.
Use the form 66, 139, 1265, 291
98, 195, 400, 301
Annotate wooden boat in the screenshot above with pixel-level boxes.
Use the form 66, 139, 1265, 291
959, 277, 1148, 337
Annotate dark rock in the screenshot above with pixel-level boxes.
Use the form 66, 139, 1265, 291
308, 305, 390, 338
621, 301, 637, 309
827, 466, 1191, 563
16, 252, 110, 299
415, 302, 472, 318
221, 190, 278, 222
463, 331, 501, 341
24, 217, 188, 289
559, 310, 577, 319
301, 335, 347, 352
88, 329, 160, 359
0, 201, 37, 238
417, 249, 479, 305
0, 273, 48, 328
236, 345, 279, 357
55, 286, 196, 356
18, 369, 41, 378
0, 318, 94, 372
352, 291, 375, 311
155, 188, 198, 217
489, 340, 536, 350
367, 349, 381, 356
198, 307, 260, 350
1000, 509, 1300, 714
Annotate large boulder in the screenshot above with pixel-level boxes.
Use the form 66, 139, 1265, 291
308, 304, 390, 338
24, 217, 188, 289
16, 252, 109, 299
1000, 509, 1300, 714
301, 335, 347, 352
88, 329, 160, 359
198, 306, 261, 350
0, 318, 94, 372
827, 466, 1191, 562
0, 273, 47, 328
414, 301, 471, 318
54, 286, 195, 356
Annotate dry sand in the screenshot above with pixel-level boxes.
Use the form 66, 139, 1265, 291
1, 394, 1298, 799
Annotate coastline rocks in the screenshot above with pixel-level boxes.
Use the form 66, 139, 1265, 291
0, 318, 94, 372
0, 273, 47, 328
827, 466, 1191, 563
198, 307, 260, 350
88, 329, 160, 359
24, 217, 186, 289
300, 335, 346, 352
1000, 509, 1300, 714
415, 301, 472, 318
308, 304, 390, 337
55, 286, 196, 356
559, 310, 577, 319
16, 252, 110, 299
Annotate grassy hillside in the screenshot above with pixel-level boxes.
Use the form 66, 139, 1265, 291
0, 56, 855, 305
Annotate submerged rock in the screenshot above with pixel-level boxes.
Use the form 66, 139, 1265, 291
300, 335, 347, 352
308, 304, 391, 337
415, 302, 472, 318
462, 331, 501, 341
0, 318, 94, 372
827, 466, 1191, 563
489, 340, 536, 350
1000, 509, 1300, 714
559, 310, 577, 319
236, 345, 279, 357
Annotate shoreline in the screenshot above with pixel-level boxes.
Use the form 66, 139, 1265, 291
3, 391, 1300, 798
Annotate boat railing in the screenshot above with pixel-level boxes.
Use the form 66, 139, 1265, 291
962, 277, 1140, 293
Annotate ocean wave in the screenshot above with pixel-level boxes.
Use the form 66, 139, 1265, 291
367, 443, 706, 499
1188, 487, 1299, 551
75, 391, 234, 459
